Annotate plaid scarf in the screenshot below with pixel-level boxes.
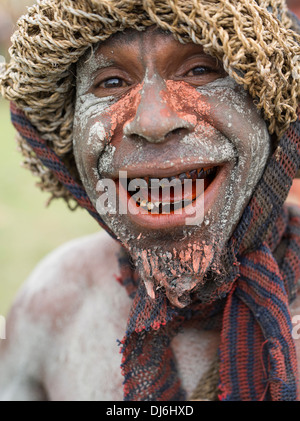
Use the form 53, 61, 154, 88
10, 102, 300, 401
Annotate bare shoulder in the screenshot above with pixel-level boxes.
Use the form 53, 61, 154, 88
15, 229, 122, 321
0, 230, 130, 400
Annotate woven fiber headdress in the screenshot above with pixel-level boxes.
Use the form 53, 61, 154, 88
0, 0, 299, 207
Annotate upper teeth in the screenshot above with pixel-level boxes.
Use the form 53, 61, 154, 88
144, 167, 214, 185
127, 166, 217, 211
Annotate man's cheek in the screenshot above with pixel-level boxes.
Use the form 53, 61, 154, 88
98, 144, 116, 175
82, 121, 112, 176
194, 78, 260, 142
87, 121, 107, 151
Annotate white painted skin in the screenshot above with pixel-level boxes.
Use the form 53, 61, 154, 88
0, 230, 222, 400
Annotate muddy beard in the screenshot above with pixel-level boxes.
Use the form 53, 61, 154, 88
127, 233, 232, 308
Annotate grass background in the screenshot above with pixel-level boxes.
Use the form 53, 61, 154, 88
0, 98, 98, 316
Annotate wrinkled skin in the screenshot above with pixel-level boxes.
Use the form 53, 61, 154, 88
73, 27, 270, 308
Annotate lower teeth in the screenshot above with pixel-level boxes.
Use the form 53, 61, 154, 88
129, 166, 217, 213
138, 199, 193, 213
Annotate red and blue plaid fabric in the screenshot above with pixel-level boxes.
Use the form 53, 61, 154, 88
10, 102, 300, 400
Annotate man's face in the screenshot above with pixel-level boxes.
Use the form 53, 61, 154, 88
73, 28, 270, 307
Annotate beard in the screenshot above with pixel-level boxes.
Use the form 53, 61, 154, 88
127, 230, 232, 308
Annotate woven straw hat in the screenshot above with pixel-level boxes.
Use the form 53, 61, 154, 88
0, 0, 299, 205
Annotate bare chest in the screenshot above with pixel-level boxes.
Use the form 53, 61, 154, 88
42, 288, 219, 400
42, 286, 300, 401
44, 327, 219, 401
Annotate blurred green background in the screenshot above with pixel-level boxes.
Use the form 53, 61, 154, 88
0, 98, 98, 316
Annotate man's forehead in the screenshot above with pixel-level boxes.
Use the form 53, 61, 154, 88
77, 26, 206, 75
95, 26, 174, 50
94, 26, 208, 64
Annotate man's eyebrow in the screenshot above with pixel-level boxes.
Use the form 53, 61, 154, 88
83, 51, 117, 82
92, 56, 115, 73
91, 36, 136, 75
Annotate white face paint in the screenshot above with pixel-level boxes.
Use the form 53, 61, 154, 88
191, 76, 270, 243
72, 29, 271, 307
73, 49, 117, 194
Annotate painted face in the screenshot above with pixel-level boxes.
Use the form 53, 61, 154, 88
73, 28, 270, 308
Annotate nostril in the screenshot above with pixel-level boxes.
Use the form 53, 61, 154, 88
130, 133, 143, 143
128, 127, 190, 144
165, 127, 188, 140
123, 108, 195, 144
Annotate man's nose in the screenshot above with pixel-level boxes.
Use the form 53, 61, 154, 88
123, 76, 195, 143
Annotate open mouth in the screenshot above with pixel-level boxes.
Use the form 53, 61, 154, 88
113, 162, 228, 229
125, 165, 218, 214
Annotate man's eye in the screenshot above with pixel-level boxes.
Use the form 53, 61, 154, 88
186, 66, 211, 76
101, 77, 127, 89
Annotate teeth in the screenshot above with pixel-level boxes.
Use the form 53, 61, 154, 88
137, 198, 191, 211
197, 168, 204, 178
128, 166, 216, 188
128, 166, 217, 212
166, 166, 215, 182
138, 199, 157, 210
190, 169, 198, 180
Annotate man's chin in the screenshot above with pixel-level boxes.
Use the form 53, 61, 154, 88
126, 236, 230, 308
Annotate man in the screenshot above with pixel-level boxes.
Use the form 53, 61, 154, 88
0, 0, 299, 401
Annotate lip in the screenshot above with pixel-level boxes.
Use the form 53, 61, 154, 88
115, 159, 227, 180
116, 162, 230, 229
